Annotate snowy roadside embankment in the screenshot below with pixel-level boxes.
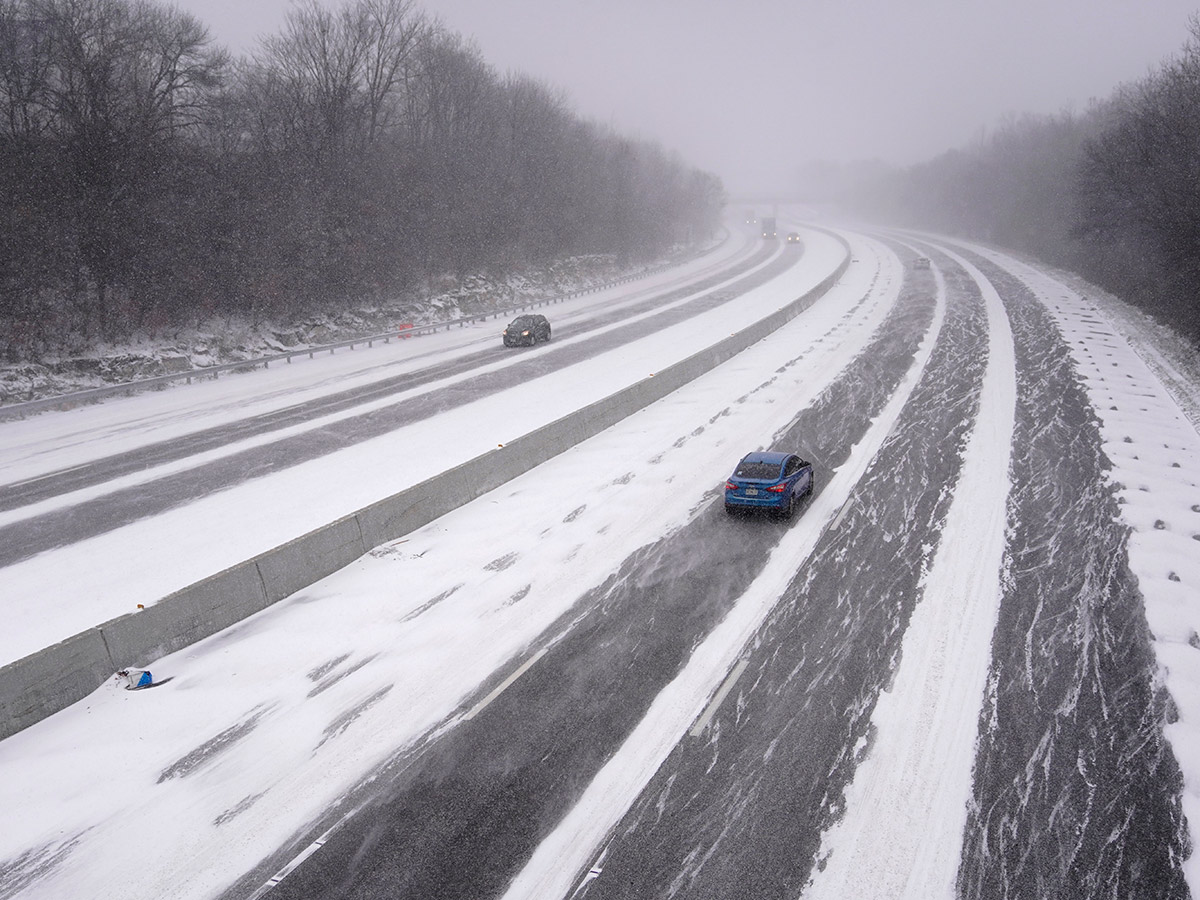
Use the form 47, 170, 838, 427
0, 231, 894, 900
973, 244, 1200, 892
0, 248, 713, 408
799, 245, 1015, 899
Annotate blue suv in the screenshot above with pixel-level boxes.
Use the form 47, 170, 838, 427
724, 451, 813, 518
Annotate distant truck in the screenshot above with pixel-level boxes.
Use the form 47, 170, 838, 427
761, 216, 777, 239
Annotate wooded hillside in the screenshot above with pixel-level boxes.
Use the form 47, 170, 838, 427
843, 17, 1200, 345
0, 0, 724, 358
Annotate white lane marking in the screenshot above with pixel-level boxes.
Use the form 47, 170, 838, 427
689, 658, 750, 737
249, 820, 344, 899
499, 232, 947, 900
4, 462, 92, 489
829, 497, 853, 530
803, 242, 1016, 899
463, 647, 549, 721
568, 846, 610, 898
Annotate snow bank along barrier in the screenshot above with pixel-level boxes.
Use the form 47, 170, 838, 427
0, 237, 849, 740
0, 256, 702, 422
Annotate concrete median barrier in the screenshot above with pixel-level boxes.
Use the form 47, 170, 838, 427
0, 236, 850, 740
101, 560, 272, 666
257, 516, 367, 604
0, 628, 112, 735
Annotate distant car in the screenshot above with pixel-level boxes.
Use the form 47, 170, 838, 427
724, 451, 814, 518
786, 232, 801, 244
913, 257, 931, 270
503, 314, 551, 347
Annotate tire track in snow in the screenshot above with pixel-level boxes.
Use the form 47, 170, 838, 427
221, 234, 904, 900
955, 248, 1189, 899
495, 245, 950, 900
800, 243, 1016, 899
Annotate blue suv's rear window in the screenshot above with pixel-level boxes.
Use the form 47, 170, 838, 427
734, 461, 781, 479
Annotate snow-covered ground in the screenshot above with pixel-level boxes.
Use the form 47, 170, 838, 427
967, 241, 1200, 890
0, 223, 886, 899
0, 250, 711, 405
0, 223, 793, 664
1, 222, 1198, 900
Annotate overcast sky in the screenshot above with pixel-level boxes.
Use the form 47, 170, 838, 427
176, 0, 1199, 196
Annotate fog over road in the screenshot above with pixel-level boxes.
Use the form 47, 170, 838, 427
0, 245, 792, 568
0, 219, 1196, 900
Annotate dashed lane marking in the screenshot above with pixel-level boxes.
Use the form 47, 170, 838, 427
249, 819, 345, 899
5, 462, 92, 490
464, 647, 550, 721
830, 497, 854, 530
690, 657, 750, 737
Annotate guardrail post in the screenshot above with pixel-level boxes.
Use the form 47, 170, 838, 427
0, 245, 720, 420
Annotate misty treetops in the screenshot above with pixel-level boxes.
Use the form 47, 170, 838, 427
0, 0, 724, 357
843, 15, 1200, 347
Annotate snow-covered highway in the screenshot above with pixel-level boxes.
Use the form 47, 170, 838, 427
1, 219, 1198, 900
0, 223, 818, 664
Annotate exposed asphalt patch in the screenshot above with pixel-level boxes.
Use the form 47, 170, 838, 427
956, 250, 1189, 899
252, 242, 942, 900
582, 246, 985, 899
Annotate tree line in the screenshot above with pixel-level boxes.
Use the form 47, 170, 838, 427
0, 0, 724, 357
839, 17, 1200, 346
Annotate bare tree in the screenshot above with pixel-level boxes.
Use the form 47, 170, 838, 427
0, 0, 723, 355
359, 0, 424, 143
1074, 15, 1200, 339
0, 0, 225, 346
0, 0, 54, 141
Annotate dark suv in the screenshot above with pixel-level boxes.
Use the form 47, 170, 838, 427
503, 314, 551, 347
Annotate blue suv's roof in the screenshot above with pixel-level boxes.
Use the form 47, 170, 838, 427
742, 451, 789, 465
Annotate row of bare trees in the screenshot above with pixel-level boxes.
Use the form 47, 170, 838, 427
840, 18, 1200, 345
0, 0, 724, 356
1073, 29, 1200, 337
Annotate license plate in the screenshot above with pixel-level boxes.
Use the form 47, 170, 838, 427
745, 488, 758, 496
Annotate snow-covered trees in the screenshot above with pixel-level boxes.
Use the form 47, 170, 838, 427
1074, 18, 1200, 340
0, 0, 227, 345
838, 18, 1200, 346
0, 0, 724, 357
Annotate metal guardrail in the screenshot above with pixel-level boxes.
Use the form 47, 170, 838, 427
0, 228, 845, 740
0, 263, 679, 421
